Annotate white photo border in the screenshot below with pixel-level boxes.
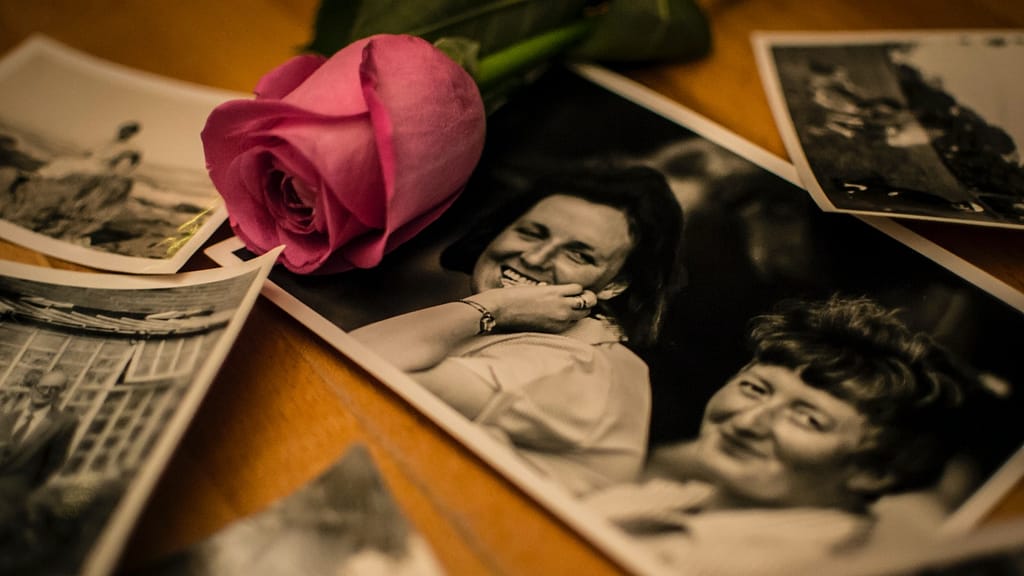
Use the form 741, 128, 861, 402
752, 29, 1024, 230
0, 35, 236, 273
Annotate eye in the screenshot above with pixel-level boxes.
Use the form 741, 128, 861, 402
564, 249, 597, 265
789, 407, 829, 431
514, 224, 545, 239
738, 380, 769, 398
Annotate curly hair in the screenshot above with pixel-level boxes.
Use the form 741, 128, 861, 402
748, 294, 981, 496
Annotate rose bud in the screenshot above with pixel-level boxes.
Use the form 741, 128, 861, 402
202, 34, 486, 274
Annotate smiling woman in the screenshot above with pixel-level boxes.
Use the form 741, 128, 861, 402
695, 362, 873, 510
470, 194, 633, 301
350, 164, 686, 496
586, 294, 988, 575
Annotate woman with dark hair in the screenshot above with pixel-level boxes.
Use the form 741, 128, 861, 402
352, 165, 685, 496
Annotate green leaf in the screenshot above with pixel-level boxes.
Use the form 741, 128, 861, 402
304, 0, 363, 55
305, 0, 592, 58
435, 25, 591, 115
434, 37, 481, 76
569, 0, 712, 62
476, 19, 593, 88
474, 18, 595, 113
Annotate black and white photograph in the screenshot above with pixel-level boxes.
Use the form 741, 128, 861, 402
146, 443, 445, 576
0, 36, 233, 274
753, 30, 1024, 228
207, 63, 1024, 576
0, 250, 277, 576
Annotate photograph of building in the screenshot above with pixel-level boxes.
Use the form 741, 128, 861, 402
0, 266, 259, 574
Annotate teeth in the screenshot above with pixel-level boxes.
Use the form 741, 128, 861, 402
501, 268, 545, 287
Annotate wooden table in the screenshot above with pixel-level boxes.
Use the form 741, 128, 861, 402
0, 1, 1022, 574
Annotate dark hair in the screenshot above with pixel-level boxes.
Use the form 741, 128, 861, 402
747, 295, 983, 497
441, 164, 685, 347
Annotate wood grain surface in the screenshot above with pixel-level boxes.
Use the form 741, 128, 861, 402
0, 1, 1021, 574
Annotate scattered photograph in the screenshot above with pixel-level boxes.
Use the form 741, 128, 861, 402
753, 30, 1024, 228
207, 64, 1024, 576
0, 249, 278, 576
143, 443, 445, 576
0, 35, 235, 273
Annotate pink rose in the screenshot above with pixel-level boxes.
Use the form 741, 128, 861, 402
202, 34, 486, 274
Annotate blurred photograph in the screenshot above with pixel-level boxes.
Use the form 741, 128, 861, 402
0, 36, 230, 273
0, 253, 276, 576
755, 30, 1024, 228
146, 444, 445, 576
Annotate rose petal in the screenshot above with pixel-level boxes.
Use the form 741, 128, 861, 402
254, 54, 326, 100
223, 151, 280, 252
259, 112, 386, 233
281, 37, 375, 117
360, 35, 485, 226
335, 185, 462, 271
276, 226, 330, 272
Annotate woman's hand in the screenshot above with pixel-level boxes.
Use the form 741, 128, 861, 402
350, 283, 597, 372
470, 283, 597, 334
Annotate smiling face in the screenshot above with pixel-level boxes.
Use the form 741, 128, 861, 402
693, 363, 875, 509
471, 194, 634, 298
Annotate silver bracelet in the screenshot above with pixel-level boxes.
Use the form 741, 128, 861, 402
459, 299, 495, 334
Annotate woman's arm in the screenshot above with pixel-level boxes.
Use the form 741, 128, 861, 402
349, 300, 483, 372
349, 283, 596, 372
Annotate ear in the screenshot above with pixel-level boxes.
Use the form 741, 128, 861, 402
845, 469, 897, 497
596, 278, 629, 301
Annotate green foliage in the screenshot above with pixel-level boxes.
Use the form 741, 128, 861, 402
304, 0, 362, 56
474, 19, 594, 113
475, 19, 593, 88
305, 0, 590, 58
571, 0, 711, 62
303, 0, 712, 110
433, 37, 482, 77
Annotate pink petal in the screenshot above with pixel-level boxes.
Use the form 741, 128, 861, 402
223, 151, 280, 251
332, 184, 463, 272
254, 54, 326, 100
262, 113, 387, 235
276, 225, 331, 272
360, 35, 485, 227
281, 37, 375, 116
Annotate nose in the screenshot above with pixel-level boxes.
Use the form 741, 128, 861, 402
729, 403, 775, 437
520, 241, 558, 269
